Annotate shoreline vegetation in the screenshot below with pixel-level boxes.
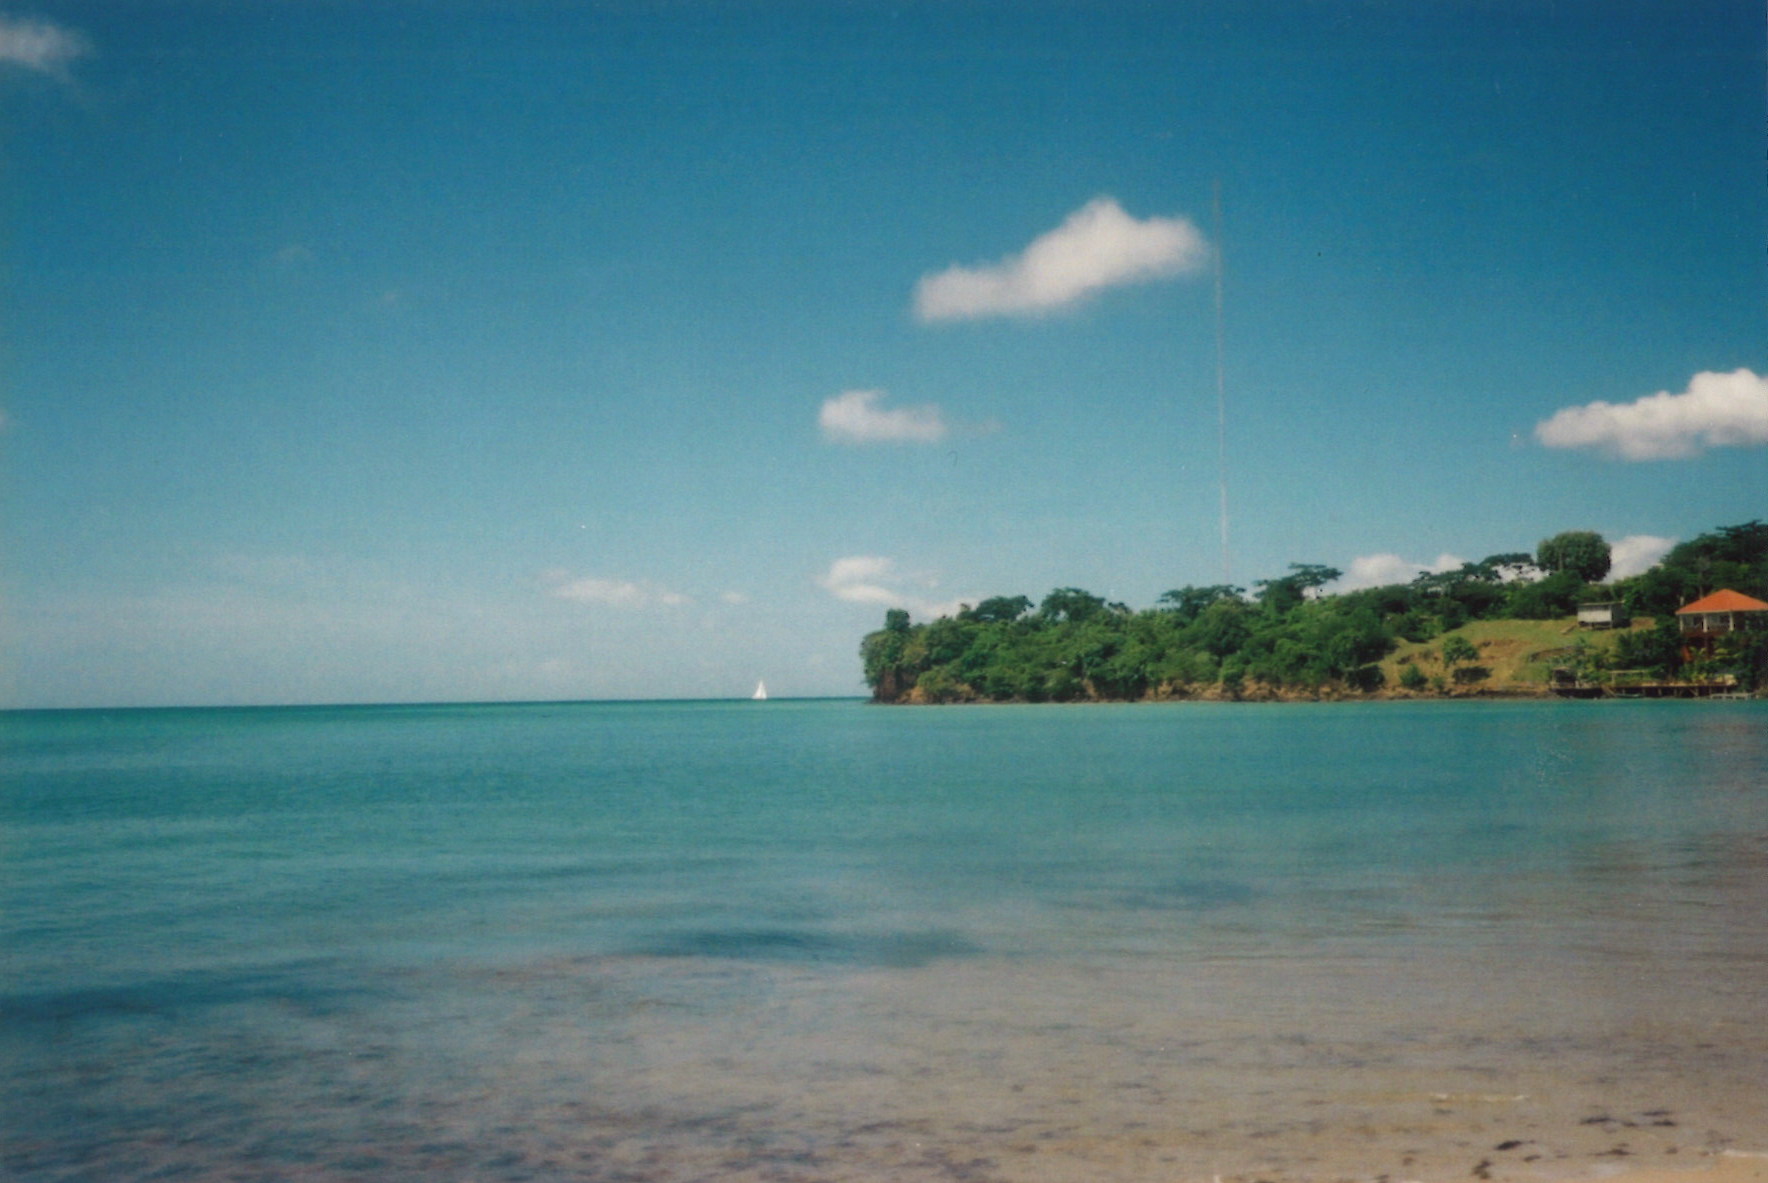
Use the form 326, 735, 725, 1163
861, 521, 1767, 705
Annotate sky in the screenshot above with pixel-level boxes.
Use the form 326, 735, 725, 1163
1, 0, 1764, 708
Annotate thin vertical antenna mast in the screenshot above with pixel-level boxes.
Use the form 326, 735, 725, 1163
1212, 178, 1232, 585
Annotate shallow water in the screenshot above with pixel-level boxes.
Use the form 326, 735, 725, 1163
4, 699, 1765, 1181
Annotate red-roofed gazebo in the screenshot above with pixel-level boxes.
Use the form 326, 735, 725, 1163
1676, 588, 1768, 658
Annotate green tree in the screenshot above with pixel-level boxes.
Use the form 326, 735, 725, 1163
1038, 587, 1110, 625
1154, 647, 1218, 691
1254, 564, 1342, 615
1439, 634, 1480, 684
1156, 584, 1243, 623
921, 616, 976, 668
1408, 557, 1532, 626
1721, 633, 1768, 692
1612, 616, 1681, 678
1187, 599, 1252, 658
1218, 656, 1247, 698
1308, 605, 1394, 684
960, 595, 1033, 625
1536, 531, 1611, 582
1505, 570, 1583, 619
1615, 520, 1767, 616
914, 666, 966, 704
860, 608, 924, 702
1287, 563, 1343, 592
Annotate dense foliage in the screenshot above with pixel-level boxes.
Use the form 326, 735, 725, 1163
1607, 520, 1768, 690
1535, 530, 1612, 583
860, 520, 1768, 702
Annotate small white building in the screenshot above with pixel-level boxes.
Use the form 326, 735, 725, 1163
1577, 602, 1629, 630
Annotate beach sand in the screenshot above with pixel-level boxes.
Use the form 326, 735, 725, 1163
1409, 1156, 1768, 1183
404, 952, 1763, 1183
1584, 1158, 1768, 1183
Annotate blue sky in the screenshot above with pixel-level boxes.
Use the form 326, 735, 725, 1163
3, 0, 1763, 707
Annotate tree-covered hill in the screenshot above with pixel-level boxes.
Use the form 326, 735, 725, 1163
859, 521, 1767, 703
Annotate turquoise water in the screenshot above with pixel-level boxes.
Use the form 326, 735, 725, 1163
4, 699, 1765, 1181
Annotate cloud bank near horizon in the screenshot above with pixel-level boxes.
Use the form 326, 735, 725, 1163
1535, 368, 1768, 460
1336, 552, 1467, 592
913, 197, 1209, 322
1608, 534, 1676, 579
1337, 533, 1676, 591
0, 14, 88, 77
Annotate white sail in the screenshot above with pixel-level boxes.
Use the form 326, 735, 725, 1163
752, 680, 768, 700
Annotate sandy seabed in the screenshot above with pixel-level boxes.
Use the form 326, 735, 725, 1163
8, 946, 1765, 1183
9, 704, 1764, 1183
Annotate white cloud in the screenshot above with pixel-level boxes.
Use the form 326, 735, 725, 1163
913, 197, 1209, 322
1609, 534, 1676, 580
817, 556, 965, 620
548, 574, 691, 608
268, 243, 316, 269
818, 556, 899, 605
1534, 368, 1768, 460
819, 389, 948, 445
0, 15, 89, 78
1337, 552, 1466, 592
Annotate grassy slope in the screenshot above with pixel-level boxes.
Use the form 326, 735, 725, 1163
1377, 617, 1656, 695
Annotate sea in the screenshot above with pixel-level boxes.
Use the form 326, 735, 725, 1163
3, 698, 1765, 1183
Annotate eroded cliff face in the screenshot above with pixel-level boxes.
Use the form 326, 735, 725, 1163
870, 668, 914, 704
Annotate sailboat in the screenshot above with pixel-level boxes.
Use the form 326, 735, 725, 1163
751, 680, 768, 701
